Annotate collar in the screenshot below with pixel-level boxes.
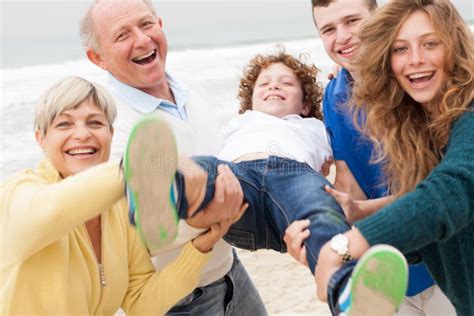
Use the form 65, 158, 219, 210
38, 157, 62, 183
333, 68, 353, 92
107, 72, 189, 119
246, 110, 305, 121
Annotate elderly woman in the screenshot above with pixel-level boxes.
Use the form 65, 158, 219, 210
0, 77, 241, 315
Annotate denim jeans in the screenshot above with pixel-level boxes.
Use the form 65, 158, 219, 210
166, 251, 267, 315
175, 156, 351, 273
326, 260, 356, 315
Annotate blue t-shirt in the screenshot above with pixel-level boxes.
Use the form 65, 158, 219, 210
323, 68, 387, 199
323, 68, 434, 296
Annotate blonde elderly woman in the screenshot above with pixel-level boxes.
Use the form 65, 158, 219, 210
0, 77, 243, 315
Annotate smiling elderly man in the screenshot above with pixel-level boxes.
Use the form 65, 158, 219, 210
80, 0, 267, 315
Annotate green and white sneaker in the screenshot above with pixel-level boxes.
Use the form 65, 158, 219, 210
342, 245, 408, 316
123, 116, 179, 254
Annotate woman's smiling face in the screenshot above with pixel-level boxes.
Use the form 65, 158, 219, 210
36, 99, 113, 178
390, 10, 447, 111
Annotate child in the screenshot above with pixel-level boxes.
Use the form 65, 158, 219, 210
124, 51, 406, 289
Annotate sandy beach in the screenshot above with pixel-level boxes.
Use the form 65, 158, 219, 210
237, 249, 331, 315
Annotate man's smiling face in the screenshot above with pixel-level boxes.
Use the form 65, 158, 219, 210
313, 0, 372, 72
88, 0, 169, 95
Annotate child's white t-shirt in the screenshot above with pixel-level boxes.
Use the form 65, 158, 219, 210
218, 110, 332, 171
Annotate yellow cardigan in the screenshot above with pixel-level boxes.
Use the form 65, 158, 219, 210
0, 158, 210, 315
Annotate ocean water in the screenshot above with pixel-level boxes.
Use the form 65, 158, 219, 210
0, 37, 333, 180
1, 0, 473, 180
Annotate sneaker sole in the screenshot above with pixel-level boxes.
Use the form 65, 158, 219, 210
124, 116, 179, 252
347, 245, 408, 316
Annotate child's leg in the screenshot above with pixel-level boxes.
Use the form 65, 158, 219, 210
189, 158, 273, 251
175, 156, 220, 218
124, 117, 265, 252
264, 157, 351, 273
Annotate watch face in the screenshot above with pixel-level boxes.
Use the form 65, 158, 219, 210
331, 234, 348, 250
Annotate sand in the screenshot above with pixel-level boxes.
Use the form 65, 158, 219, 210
237, 249, 331, 315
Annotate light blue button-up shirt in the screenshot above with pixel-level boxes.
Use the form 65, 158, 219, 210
107, 72, 189, 121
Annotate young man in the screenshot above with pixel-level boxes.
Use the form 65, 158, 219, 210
80, 0, 267, 315
286, 0, 455, 314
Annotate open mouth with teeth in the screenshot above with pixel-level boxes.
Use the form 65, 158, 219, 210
407, 71, 434, 85
265, 95, 285, 101
66, 148, 98, 157
338, 45, 356, 56
132, 49, 157, 65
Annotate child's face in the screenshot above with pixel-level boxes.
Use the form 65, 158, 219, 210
251, 62, 309, 118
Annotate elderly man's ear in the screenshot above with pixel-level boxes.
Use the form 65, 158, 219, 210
87, 49, 107, 71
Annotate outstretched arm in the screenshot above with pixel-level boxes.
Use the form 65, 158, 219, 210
325, 185, 394, 223
333, 160, 367, 200
1, 161, 124, 264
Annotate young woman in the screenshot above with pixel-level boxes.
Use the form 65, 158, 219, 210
314, 0, 473, 315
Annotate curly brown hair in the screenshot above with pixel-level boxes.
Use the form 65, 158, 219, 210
237, 51, 323, 120
351, 0, 474, 197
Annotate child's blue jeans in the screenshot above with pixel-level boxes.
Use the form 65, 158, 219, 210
175, 155, 351, 274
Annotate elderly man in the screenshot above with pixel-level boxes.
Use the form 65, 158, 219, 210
80, 0, 267, 315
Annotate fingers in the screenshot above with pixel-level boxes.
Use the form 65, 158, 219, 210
325, 185, 345, 201
232, 203, 249, 224
192, 221, 229, 253
212, 165, 226, 206
324, 184, 336, 195
186, 164, 245, 229
299, 245, 308, 267
321, 164, 330, 177
325, 185, 351, 205
320, 157, 334, 177
284, 220, 311, 266
200, 201, 247, 252
180, 157, 208, 217
218, 164, 243, 215
285, 219, 310, 238
327, 64, 341, 81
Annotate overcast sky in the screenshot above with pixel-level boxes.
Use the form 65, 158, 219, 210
1, 0, 472, 68
2, 0, 472, 40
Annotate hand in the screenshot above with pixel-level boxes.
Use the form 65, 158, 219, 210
320, 157, 334, 177
325, 185, 362, 224
192, 202, 247, 253
186, 164, 246, 229
178, 157, 208, 217
283, 220, 310, 267
327, 63, 341, 80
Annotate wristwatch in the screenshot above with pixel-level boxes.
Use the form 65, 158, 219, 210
330, 234, 353, 263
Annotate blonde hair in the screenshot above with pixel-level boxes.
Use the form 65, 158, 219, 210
238, 50, 323, 120
35, 77, 117, 136
351, 0, 474, 197
80, 0, 156, 51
